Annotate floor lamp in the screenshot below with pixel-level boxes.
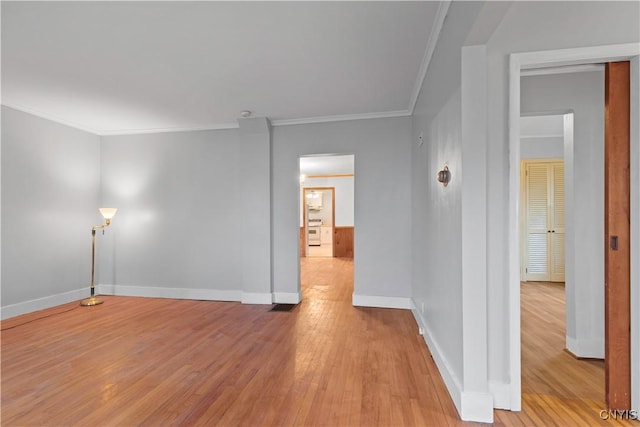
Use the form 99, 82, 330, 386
81, 208, 117, 307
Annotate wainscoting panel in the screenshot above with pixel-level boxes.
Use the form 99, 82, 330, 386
334, 226, 354, 258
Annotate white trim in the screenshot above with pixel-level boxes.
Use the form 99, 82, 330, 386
509, 42, 640, 413
411, 306, 463, 417
1, 103, 240, 136
98, 284, 241, 302
489, 381, 512, 410
272, 292, 301, 304
519, 133, 564, 139
565, 335, 605, 359
509, 53, 523, 412
271, 110, 410, 127
520, 63, 604, 77
352, 294, 412, 309
2, 103, 101, 135
98, 122, 239, 136
408, 0, 451, 114
518, 43, 640, 70
0, 288, 87, 320
460, 392, 494, 423
240, 292, 273, 305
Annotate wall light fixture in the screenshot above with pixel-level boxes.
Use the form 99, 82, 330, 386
437, 166, 451, 187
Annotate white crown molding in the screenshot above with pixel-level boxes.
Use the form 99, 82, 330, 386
98, 122, 239, 136
408, 0, 451, 114
271, 109, 411, 127
4, 102, 411, 134
2, 103, 240, 136
2, 103, 101, 135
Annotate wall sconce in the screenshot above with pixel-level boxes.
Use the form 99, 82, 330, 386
437, 166, 451, 187
81, 208, 117, 307
299, 174, 306, 185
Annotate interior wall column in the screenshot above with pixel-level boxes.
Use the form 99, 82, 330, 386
238, 117, 273, 303
460, 45, 492, 421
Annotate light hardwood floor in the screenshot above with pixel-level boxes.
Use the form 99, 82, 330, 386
1, 262, 636, 426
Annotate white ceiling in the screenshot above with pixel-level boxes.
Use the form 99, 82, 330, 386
300, 154, 354, 176
1, 1, 444, 135
520, 115, 565, 138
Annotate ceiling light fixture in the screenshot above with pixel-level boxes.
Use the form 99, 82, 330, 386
240, 110, 252, 118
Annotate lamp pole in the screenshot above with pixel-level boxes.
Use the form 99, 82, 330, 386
81, 209, 117, 307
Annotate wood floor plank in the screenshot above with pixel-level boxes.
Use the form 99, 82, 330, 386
2, 263, 637, 426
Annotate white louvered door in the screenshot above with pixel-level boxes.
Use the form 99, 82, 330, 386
524, 161, 565, 282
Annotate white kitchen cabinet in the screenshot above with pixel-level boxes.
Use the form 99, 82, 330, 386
320, 226, 333, 245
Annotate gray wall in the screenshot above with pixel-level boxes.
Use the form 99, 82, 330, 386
412, 88, 463, 385
272, 117, 412, 302
99, 117, 412, 305
520, 136, 563, 159
1, 106, 100, 316
99, 129, 244, 296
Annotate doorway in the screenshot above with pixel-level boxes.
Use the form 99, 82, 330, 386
519, 112, 593, 409
508, 45, 639, 412
520, 113, 568, 284
298, 154, 355, 301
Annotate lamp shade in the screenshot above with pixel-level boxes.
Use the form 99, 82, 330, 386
99, 208, 118, 219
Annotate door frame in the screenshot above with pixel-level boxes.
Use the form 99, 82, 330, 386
508, 43, 640, 411
301, 187, 335, 257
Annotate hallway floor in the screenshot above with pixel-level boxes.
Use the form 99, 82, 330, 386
1, 264, 634, 426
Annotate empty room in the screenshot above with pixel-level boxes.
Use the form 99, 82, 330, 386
1, 1, 639, 426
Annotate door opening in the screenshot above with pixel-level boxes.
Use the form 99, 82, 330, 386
298, 154, 355, 301
509, 45, 639, 412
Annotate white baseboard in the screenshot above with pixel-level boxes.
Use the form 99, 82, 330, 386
273, 292, 301, 304
100, 284, 275, 305
566, 335, 604, 359
240, 292, 273, 305
411, 305, 463, 415
411, 303, 495, 423
460, 391, 494, 423
489, 380, 511, 410
352, 293, 412, 309
1, 288, 87, 320
98, 284, 241, 302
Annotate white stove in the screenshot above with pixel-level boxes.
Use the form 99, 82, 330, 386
307, 219, 322, 246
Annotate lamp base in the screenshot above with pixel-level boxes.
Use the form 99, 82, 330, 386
80, 296, 104, 307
